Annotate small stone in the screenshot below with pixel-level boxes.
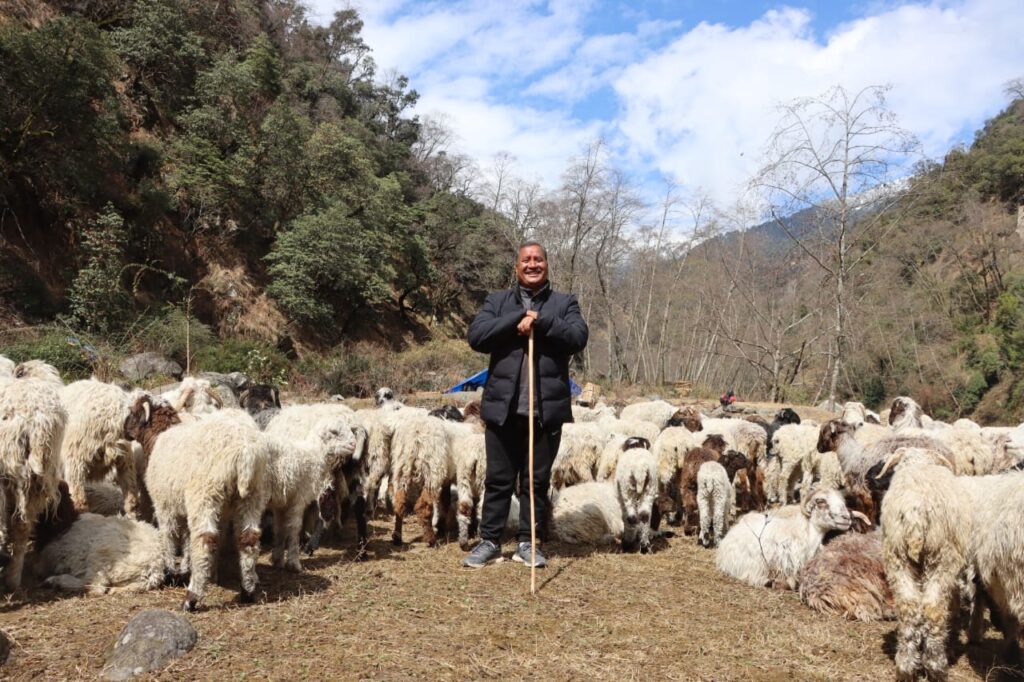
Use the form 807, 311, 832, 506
101, 610, 197, 681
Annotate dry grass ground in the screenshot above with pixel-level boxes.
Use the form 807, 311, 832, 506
1, 518, 1018, 681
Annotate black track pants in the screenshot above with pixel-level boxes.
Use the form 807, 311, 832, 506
478, 416, 561, 544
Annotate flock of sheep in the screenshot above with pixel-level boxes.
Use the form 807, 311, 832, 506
3, 352, 1024, 681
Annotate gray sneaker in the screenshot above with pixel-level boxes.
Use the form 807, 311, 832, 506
462, 540, 501, 568
513, 542, 547, 568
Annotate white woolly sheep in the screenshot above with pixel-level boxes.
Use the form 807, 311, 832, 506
798, 530, 892, 622
715, 487, 865, 590
58, 379, 137, 517
0, 374, 66, 591
13, 359, 63, 385
881, 455, 972, 681
0, 355, 13, 378
596, 435, 651, 482
263, 409, 358, 571
615, 441, 659, 553
620, 400, 677, 429
766, 423, 820, 505
597, 415, 661, 447
571, 401, 616, 423
161, 376, 223, 416
551, 421, 608, 489
840, 401, 868, 428
146, 412, 272, 610
262, 403, 367, 556
389, 413, 451, 546
452, 427, 486, 550
888, 396, 925, 431
33, 484, 164, 595
551, 481, 623, 546
696, 461, 732, 548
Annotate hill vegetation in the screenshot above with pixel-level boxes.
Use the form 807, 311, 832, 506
1, 2, 1023, 421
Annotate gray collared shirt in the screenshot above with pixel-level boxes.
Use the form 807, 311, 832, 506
515, 282, 549, 417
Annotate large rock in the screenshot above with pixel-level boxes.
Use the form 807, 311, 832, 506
120, 353, 183, 381
101, 609, 197, 680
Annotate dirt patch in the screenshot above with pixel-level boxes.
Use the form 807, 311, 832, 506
0, 519, 1003, 681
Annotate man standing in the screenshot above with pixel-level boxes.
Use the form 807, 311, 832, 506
462, 241, 589, 568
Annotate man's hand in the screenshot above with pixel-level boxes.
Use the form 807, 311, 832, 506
517, 310, 538, 336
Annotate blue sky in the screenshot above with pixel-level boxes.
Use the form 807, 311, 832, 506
307, 1, 1024, 206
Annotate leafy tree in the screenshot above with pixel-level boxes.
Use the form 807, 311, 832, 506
67, 204, 131, 333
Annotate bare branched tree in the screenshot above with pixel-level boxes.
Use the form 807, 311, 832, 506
754, 84, 920, 408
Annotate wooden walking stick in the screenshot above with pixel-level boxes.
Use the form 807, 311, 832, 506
527, 327, 537, 595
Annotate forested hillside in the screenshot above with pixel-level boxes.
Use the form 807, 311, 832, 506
1, 1, 1023, 421
0, 0, 511, 385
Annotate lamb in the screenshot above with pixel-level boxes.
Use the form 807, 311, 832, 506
0, 373, 66, 591
452, 427, 487, 550
620, 400, 677, 429
797, 530, 892, 622
677, 434, 727, 535
614, 439, 659, 553
880, 456, 972, 681
715, 487, 865, 590
678, 407, 768, 509
58, 379, 138, 516
146, 412, 272, 610
696, 461, 732, 548
33, 482, 164, 595
263, 410, 359, 571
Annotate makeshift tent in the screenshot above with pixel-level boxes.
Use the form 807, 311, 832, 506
446, 369, 582, 396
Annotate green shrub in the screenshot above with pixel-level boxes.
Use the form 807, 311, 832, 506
1, 330, 99, 380
195, 338, 287, 379
861, 375, 886, 409
133, 306, 215, 366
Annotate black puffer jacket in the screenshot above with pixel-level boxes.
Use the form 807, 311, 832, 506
468, 287, 588, 427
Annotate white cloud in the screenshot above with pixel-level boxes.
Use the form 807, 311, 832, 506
614, 0, 1024, 203
305, 0, 1024, 204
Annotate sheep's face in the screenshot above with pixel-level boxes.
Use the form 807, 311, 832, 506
428, 405, 463, 422
621, 436, 650, 452
702, 434, 726, 455
888, 397, 923, 428
317, 422, 358, 462
719, 450, 749, 479
816, 420, 853, 453
375, 387, 395, 406
240, 385, 280, 413
668, 407, 703, 432
802, 488, 853, 533
775, 408, 801, 426
124, 394, 180, 442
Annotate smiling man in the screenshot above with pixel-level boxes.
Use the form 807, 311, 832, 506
463, 241, 589, 568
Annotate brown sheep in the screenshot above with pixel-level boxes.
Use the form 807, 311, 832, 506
123, 394, 182, 523
798, 530, 892, 622
676, 434, 727, 535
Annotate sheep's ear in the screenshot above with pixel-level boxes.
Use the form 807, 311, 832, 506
273, 387, 281, 408
142, 398, 152, 425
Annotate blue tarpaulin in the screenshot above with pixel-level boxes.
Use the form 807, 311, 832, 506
446, 368, 582, 396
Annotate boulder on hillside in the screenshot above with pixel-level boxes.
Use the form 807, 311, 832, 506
120, 353, 183, 381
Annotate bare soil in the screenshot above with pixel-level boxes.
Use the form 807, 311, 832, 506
0, 519, 1015, 681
